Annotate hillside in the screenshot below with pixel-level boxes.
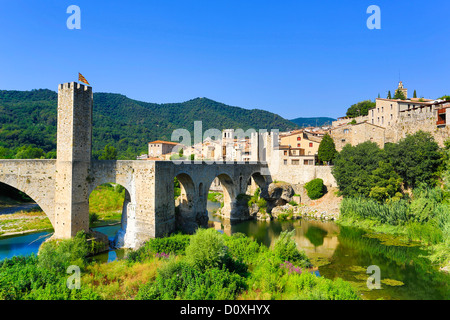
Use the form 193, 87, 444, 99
0, 89, 298, 159
290, 117, 335, 127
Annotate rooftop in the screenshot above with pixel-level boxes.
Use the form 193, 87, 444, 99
148, 140, 180, 146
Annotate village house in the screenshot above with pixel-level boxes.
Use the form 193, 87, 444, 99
147, 140, 181, 160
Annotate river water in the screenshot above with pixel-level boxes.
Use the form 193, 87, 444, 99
0, 201, 449, 300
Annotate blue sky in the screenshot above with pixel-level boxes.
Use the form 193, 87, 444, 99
0, 0, 449, 119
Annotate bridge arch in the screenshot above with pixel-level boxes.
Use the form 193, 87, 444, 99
0, 160, 57, 229
87, 182, 136, 248
0, 181, 55, 230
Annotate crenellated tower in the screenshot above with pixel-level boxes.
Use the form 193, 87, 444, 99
54, 82, 93, 238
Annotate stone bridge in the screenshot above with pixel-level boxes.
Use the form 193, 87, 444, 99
0, 82, 269, 248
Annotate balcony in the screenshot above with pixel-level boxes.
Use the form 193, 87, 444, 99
436, 119, 446, 126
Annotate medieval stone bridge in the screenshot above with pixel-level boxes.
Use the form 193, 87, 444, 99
0, 82, 269, 248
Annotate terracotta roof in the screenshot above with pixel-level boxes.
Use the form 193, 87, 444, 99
148, 140, 180, 146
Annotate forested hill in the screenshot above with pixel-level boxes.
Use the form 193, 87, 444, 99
0, 88, 298, 159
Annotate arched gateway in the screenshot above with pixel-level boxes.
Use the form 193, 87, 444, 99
0, 82, 268, 249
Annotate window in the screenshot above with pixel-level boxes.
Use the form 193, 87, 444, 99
283, 160, 287, 165
390, 114, 393, 120
291, 160, 299, 165
309, 143, 313, 148
343, 129, 349, 134
381, 107, 384, 112
304, 159, 310, 165
284, 151, 287, 156
297, 136, 301, 141
297, 143, 301, 147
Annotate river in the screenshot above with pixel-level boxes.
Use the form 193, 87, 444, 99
0, 201, 449, 300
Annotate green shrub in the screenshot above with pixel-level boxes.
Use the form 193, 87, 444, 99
127, 233, 190, 263
272, 230, 311, 268
89, 212, 99, 226
256, 198, 267, 209
38, 231, 89, 273
305, 179, 325, 200
136, 260, 246, 300
0, 254, 100, 300
185, 228, 226, 271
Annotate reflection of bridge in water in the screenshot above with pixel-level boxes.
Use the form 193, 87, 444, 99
0, 82, 272, 249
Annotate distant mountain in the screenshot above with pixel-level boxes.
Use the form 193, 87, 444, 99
290, 117, 336, 128
0, 89, 298, 159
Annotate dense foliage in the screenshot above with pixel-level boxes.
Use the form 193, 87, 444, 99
134, 230, 359, 300
332, 131, 441, 199
336, 132, 450, 268
0, 232, 101, 300
304, 178, 325, 200
0, 89, 297, 160
345, 100, 376, 118
317, 134, 337, 164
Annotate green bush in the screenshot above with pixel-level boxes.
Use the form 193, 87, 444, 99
127, 233, 190, 263
185, 228, 226, 271
305, 178, 325, 200
272, 230, 311, 268
0, 254, 100, 300
136, 260, 246, 300
256, 198, 267, 209
38, 231, 89, 273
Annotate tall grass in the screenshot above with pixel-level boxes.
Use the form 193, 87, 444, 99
340, 196, 409, 226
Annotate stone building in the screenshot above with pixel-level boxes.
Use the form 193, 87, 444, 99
330, 121, 386, 151
148, 140, 181, 159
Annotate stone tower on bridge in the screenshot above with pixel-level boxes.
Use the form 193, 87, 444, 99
54, 82, 93, 238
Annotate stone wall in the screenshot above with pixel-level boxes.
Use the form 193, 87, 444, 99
386, 111, 450, 147
268, 164, 337, 187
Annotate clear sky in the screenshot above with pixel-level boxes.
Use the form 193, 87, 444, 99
0, 0, 449, 119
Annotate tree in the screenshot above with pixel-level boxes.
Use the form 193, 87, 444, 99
318, 134, 337, 164
394, 89, 406, 100
346, 100, 376, 118
14, 145, 45, 159
384, 131, 442, 188
387, 91, 392, 99
413, 90, 417, 98
98, 144, 117, 160
369, 161, 403, 202
332, 141, 384, 197
0, 147, 14, 159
